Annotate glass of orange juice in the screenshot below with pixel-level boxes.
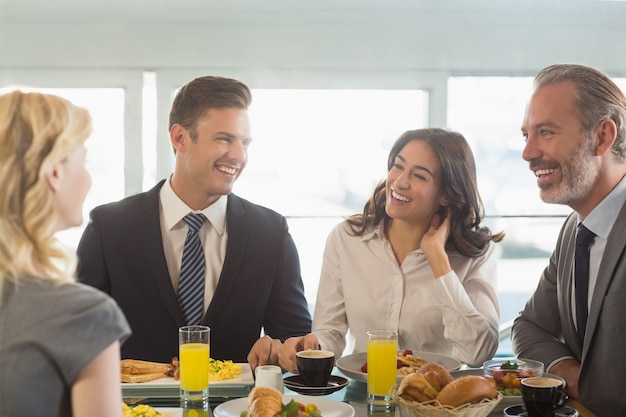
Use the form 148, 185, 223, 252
367, 329, 398, 413
179, 325, 210, 407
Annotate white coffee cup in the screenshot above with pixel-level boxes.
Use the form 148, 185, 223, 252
254, 365, 284, 393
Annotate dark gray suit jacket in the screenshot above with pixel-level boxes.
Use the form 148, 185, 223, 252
512, 200, 626, 415
76, 180, 311, 363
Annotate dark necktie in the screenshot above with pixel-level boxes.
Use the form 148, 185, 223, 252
178, 212, 207, 325
574, 223, 595, 341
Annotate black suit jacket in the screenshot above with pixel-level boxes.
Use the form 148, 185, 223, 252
76, 180, 311, 363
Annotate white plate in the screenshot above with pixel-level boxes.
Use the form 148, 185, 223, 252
122, 363, 254, 398
154, 408, 182, 417
336, 351, 461, 383
213, 394, 355, 417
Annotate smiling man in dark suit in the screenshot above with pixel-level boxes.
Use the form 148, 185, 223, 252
76, 76, 311, 366
513, 64, 626, 415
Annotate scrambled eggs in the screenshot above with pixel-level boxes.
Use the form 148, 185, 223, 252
208, 358, 242, 381
122, 403, 171, 417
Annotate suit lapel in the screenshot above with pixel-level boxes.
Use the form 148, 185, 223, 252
204, 194, 250, 322
139, 180, 185, 325
583, 200, 626, 356
559, 215, 583, 355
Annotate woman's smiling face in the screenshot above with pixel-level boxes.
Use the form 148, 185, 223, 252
384, 139, 447, 225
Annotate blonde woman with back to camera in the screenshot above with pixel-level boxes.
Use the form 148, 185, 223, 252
0, 91, 131, 417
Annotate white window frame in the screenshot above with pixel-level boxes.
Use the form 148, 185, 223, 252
0, 69, 144, 195
153, 69, 449, 183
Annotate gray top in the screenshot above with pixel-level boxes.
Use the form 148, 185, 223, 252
0, 278, 131, 417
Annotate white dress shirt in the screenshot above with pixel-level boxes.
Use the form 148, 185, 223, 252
159, 177, 228, 316
312, 221, 500, 368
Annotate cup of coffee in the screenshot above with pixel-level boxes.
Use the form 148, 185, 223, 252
522, 376, 568, 417
295, 350, 335, 387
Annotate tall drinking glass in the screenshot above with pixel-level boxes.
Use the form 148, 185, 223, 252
367, 329, 398, 413
179, 325, 210, 407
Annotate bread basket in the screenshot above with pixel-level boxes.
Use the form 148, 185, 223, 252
390, 384, 503, 417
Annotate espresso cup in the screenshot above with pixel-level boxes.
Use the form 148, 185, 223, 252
522, 376, 568, 417
295, 350, 335, 387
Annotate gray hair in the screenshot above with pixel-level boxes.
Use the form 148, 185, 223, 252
535, 64, 626, 163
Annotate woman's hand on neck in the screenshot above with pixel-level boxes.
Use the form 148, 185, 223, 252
420, 216, 452, 278
387, 215, 452, 278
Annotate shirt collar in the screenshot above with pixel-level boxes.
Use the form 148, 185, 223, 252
579, 173, 626, 240
160, 176, 227, 235
361, 222, 384, 242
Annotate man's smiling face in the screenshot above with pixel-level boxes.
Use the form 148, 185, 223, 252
521, 81, 598, 209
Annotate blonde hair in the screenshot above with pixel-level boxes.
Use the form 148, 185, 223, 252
0, 90, 92, 293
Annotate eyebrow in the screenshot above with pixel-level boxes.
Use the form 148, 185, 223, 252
396, 154, 435, 177
522, 121, 561, 132
215, 131, 253, 142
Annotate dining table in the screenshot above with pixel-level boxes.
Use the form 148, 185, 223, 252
123, 370, 597, 417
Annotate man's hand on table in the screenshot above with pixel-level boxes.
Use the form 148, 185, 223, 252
549, 358, 580, 400
247, 335, 282, 371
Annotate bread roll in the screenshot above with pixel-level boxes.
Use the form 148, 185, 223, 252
417, 362, 453, 391
397, 372, 439, 403
436, 375, 497, 407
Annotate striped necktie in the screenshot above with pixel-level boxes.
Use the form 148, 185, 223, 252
178, 212, 207, 325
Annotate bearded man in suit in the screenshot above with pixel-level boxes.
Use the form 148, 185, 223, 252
512, 64, 626, 415
77, 76, 311, 367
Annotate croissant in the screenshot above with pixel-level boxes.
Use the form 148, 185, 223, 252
247, 386, 283, 417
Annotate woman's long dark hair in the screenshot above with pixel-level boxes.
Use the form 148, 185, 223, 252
346, 128, 503, 258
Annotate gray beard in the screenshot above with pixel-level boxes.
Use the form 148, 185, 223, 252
540, 140, 598, 207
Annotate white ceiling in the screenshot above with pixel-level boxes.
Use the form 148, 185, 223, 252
1, 0, 620, 24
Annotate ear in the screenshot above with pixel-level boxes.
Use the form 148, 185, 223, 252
594, 118, 617, 156
44, 162, 63, 192
169, 124, 188, 154
439, 196, 449, 207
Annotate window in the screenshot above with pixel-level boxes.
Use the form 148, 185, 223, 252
238, 89, 428, 216
0, 86, 126, 249
447, 77, 626, 355
448, 77, 564, 355
8, 74, 625, 357
239, 88, 429, 308
119, 82, 429, 312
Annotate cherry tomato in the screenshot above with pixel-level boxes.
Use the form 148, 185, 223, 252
491, 369, 505, 383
